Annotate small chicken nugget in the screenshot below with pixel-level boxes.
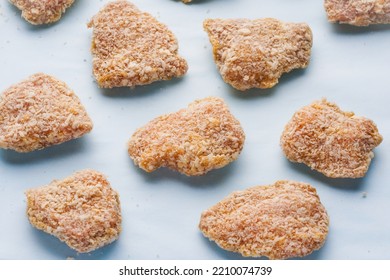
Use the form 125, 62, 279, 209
182, 0, 192, 3
128, 97, 245, 176
324, 0, 390, 26
199, 180, 329, 260
203, 18, 313, 91
88, 0, 188, 88
10, 0, 75, 25
281, 99, 383, 178
26, 170, 122, 253
0, 73, 93, 153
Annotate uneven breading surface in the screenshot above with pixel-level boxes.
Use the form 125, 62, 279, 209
26, 170, 122, 253
88, 0, 188, 88
0, 73, 93, 153
324, 0, 390, 26
281, 99, 383, 178
128, 97, 245, 176
199, 180, 329, 260
9, 0, 75, 25
203, 18, 312, 91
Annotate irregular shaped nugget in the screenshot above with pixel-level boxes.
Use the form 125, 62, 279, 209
88, 0, 188, 88
0, 73, 93, 153
324, 0, 390, 26
281, 99, 383, 178
26, 170, 122, 253
10, 0, 75, 25
199, 180, 329, 260
128, 97, 245, 176
203, 18, 313, 91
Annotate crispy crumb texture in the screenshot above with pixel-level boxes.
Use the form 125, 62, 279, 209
26, 170, 122, 253
324, 0, 390, 26
199, 180, 329, 260
10, 0, 75, 25
0, 73, 93, 153
128, 97, 245, 176
281, 99, 383, 178
88, 0, 188, 88
203, 18, 312, 91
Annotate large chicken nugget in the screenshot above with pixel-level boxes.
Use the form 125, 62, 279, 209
281, 99, 383, 178
325, 0, 390, 26
26, 170, 122, 253
199, 180, 329, 259
10, 0, 75, 25
88, 0, 188, 88
0, 73, 93, 153
128, 97, 245, 176
204, 18, 313, 91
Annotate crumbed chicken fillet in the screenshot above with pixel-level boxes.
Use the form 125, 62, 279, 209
10, 0, 75, 25
128, 97, 245, 176
88, 0, 188, 88
0, 73, 93, 153
281, 99, 383, 178
199, 180, 329, 259
204, 18, 312, 91
324, 0, 390, 26
26, 170, 122, 253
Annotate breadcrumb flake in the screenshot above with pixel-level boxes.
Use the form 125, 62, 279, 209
10, 0, 75, 25
280, 99, 383, 178
0, 73, 93, 153
199, 180, 329, 260
324, 0, 390, 26
203, 18, 313, 91
26, 170, 122, 253
88, 0, 188, 88
128, 97, 245, 176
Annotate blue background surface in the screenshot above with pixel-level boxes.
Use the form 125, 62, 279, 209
0, 0, 389, 259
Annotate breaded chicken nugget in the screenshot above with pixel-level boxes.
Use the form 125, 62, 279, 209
199, 180, 329, 260
324, 0, 390, 26
88, 0, 188, 88
0, 73, 93, 153
204, 18, 312, 91
128, 97, 245, 176
281, 99, 383, 178
10, 0, 75, 25
26, 170, 122, 253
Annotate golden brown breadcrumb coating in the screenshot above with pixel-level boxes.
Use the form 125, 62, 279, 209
199, 180, 329, 260
128, 97, 245, 176
203, 18, 312, 91
88, 0, 188, 88
26, 170, 122, 253
0, 73, 93, 153
10, 0, 75, 25
324, 0, 390, 26
281, 99, 383, 178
